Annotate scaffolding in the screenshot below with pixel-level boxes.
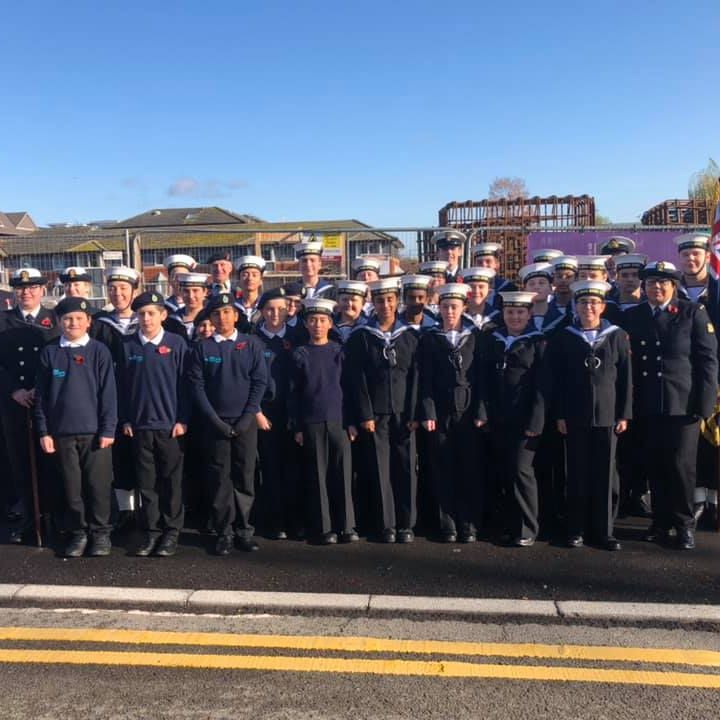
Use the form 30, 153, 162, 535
435, 195, 596, 277
641, 199, 714, 226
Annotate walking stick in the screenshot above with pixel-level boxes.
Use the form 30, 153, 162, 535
25, 408, 43, 547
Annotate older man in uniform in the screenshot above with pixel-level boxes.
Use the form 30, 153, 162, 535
623, 261, 718, 549
0, 268, 60, 543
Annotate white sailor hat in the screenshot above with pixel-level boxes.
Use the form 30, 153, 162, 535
459, 267, 496, 283
639, 260, 682, 283
10, 267, 44, 287
471, 242, 502, 257
614, 253, 648, 271
531, 248, 564, 263
438, 283, 470, 301
177, 272, 210, 287
337, 280, 369, 297
368, 278, 401, 295
518, 262, 554, 284
106, 266, 140, 286
570, 280, 611, 299
575, 255, 609, 271
351, 256, 381, 274
551, 255, 579, 272
418, 260, 449, 276
59, 266, 92, 283
599, 236, 636, 255
164, 254, 197, 271
674, 233, 710, 252
400, 274, 432, 291
499, 291, 536, 307
294, 241, 324, 258
432, 230, 466, 248
301, 297, 336, 316
235, 255, 266, 272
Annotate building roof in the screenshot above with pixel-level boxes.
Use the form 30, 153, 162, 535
116, 206, 263, 228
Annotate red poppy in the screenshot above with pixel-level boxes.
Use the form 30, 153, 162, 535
282, 340, 293, 351
235, 341, 248, 350
73, 355, 85, 365
668, 305, 679, 315
157, 345, 172, 355
40, 317, 52, 328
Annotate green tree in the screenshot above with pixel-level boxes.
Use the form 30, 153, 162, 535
688, 158, 720, 207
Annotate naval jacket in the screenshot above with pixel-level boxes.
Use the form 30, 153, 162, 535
622, 299, 718, 419
544, 320, 633, 427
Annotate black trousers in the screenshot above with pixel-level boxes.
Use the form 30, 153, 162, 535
132, 429, 184, 536
492, 426, 540, 540
362, 414, 417, 532
617, 420, 648, 508
426, 412, 481, 535
55, 434, 113, 535
206, 416, 258, 538
302, 421, 355, 536
257, 413, 304, 533
112, 432, 136, 493
643, 415, 699, 531
566, 425, 618, 540
534, 424, 567, 535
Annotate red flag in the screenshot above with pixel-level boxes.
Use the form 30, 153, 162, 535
710, 193, 720, 279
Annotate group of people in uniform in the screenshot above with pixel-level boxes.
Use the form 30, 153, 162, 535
0, 229, 718, 557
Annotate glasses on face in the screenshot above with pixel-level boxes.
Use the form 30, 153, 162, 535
645, 278, 672, 287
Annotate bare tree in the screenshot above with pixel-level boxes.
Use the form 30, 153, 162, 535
488, 177, 529, 200
688, 158, 720, 207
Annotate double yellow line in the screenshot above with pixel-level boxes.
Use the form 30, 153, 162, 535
1, 627, 719, 688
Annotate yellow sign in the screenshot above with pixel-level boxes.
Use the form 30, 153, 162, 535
323, 234, 343, 251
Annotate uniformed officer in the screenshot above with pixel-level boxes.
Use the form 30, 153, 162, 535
187, 292, 268, 555
459, 267, 500, 330
471, 242, 518, 294
418, 260, 448, 314
163, 254, 196, 313
59, 266, 93, 299
598, 236, 636, 282
531, 249, 564, 264
476, 291, 546, 545
294, 240, 335, 299
208, 252, 235, 295
546, 280, 632, 551
419, 283, 484, 542
234, 255, 266, 325
623, 261, 718, 549
345, 277, 420, 543
518, 263, 566, 335
399, 274, 437, 330
170, 272, 210, 341
0, 268, 60, 543
432, 230, 466, 282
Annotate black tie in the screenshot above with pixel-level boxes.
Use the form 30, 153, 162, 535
25, 314, 34, 324
653, 306, 661, 318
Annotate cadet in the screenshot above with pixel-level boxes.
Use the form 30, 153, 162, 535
254, 287, 303, 539
60, 266, 93, 299
624, 261, 718, 549
188, 293, 268, 555
352, 256, 381, 283
471, 242, 517, 293
545, 280, 632, 551
399, 274, 437, 330
418, 260, 448, 313
34, 297, 116, 557
459, 267, 500, 329
419, 283, 484, 542
517, 262, 566, 334
119, 292, 190, 557
289, 297, 357, 544
613, 254, 647, 311
294, 240, 335, 299
0, 268, 60, 544
281, 282, 304, 332
163, 254, 196, 313
476, 291, 546, 545
433, 230, 466, 282
171, 272, 210, 341
334, 280, 369, 343
235, 255, 265, 324
549, 255, 578, 314
346, 278, 420, 543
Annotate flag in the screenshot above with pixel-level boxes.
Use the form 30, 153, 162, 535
709, 192, 720, 279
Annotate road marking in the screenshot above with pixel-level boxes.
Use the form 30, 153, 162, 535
0, 627, 719, 668
0, 648, 719, 687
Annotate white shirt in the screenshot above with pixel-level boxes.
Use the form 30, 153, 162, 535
445, 330, 460, 347
20, 305, 41, 320
213, 329, 239, 343
59, 334, 91, 348
139, 328, 164, 346
259, 325, 287, 340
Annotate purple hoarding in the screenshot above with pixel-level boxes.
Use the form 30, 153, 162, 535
526, 229, 700, 264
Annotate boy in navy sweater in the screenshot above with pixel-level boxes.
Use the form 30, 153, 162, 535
34, 297, 117, 558
289, 297, 357, 544
119, 292, 190, 557
188, 293, 268, 555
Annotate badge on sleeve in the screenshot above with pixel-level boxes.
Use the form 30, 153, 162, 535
708, 323, 715, 334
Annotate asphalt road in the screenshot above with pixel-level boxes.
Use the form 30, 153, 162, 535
1, 608, 719, 720
2, 516, 720, 604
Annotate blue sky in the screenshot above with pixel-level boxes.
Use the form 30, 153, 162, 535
1, 0, 717, 227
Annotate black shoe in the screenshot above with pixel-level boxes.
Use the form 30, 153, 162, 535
381, 528, 396, 544
8, 527, 26, 545
64, 533, 88, 558
215, 535, 233, 555
644, 525, 669, 543
439, 532, 457, 543
705, 503, 718, 529
266, 529, 288, 540
603, 536, 622, 552
320, 532, 338, 545
567, 535, 584, 548
236, 537, 260, 552
459, 532, 477, 543
292, 527, 306, 541
693, 502, 706, 524
135, 534, 159, 557
113, 510, 136, 533
340, 530, 359, 543
155, 533, 178, 557
88, 534, 111, 557
514, 536, 535, 547
677, 528, 695, 550
397, 529, 415, 544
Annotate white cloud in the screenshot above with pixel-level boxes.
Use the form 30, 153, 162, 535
167, 177, 248, 198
